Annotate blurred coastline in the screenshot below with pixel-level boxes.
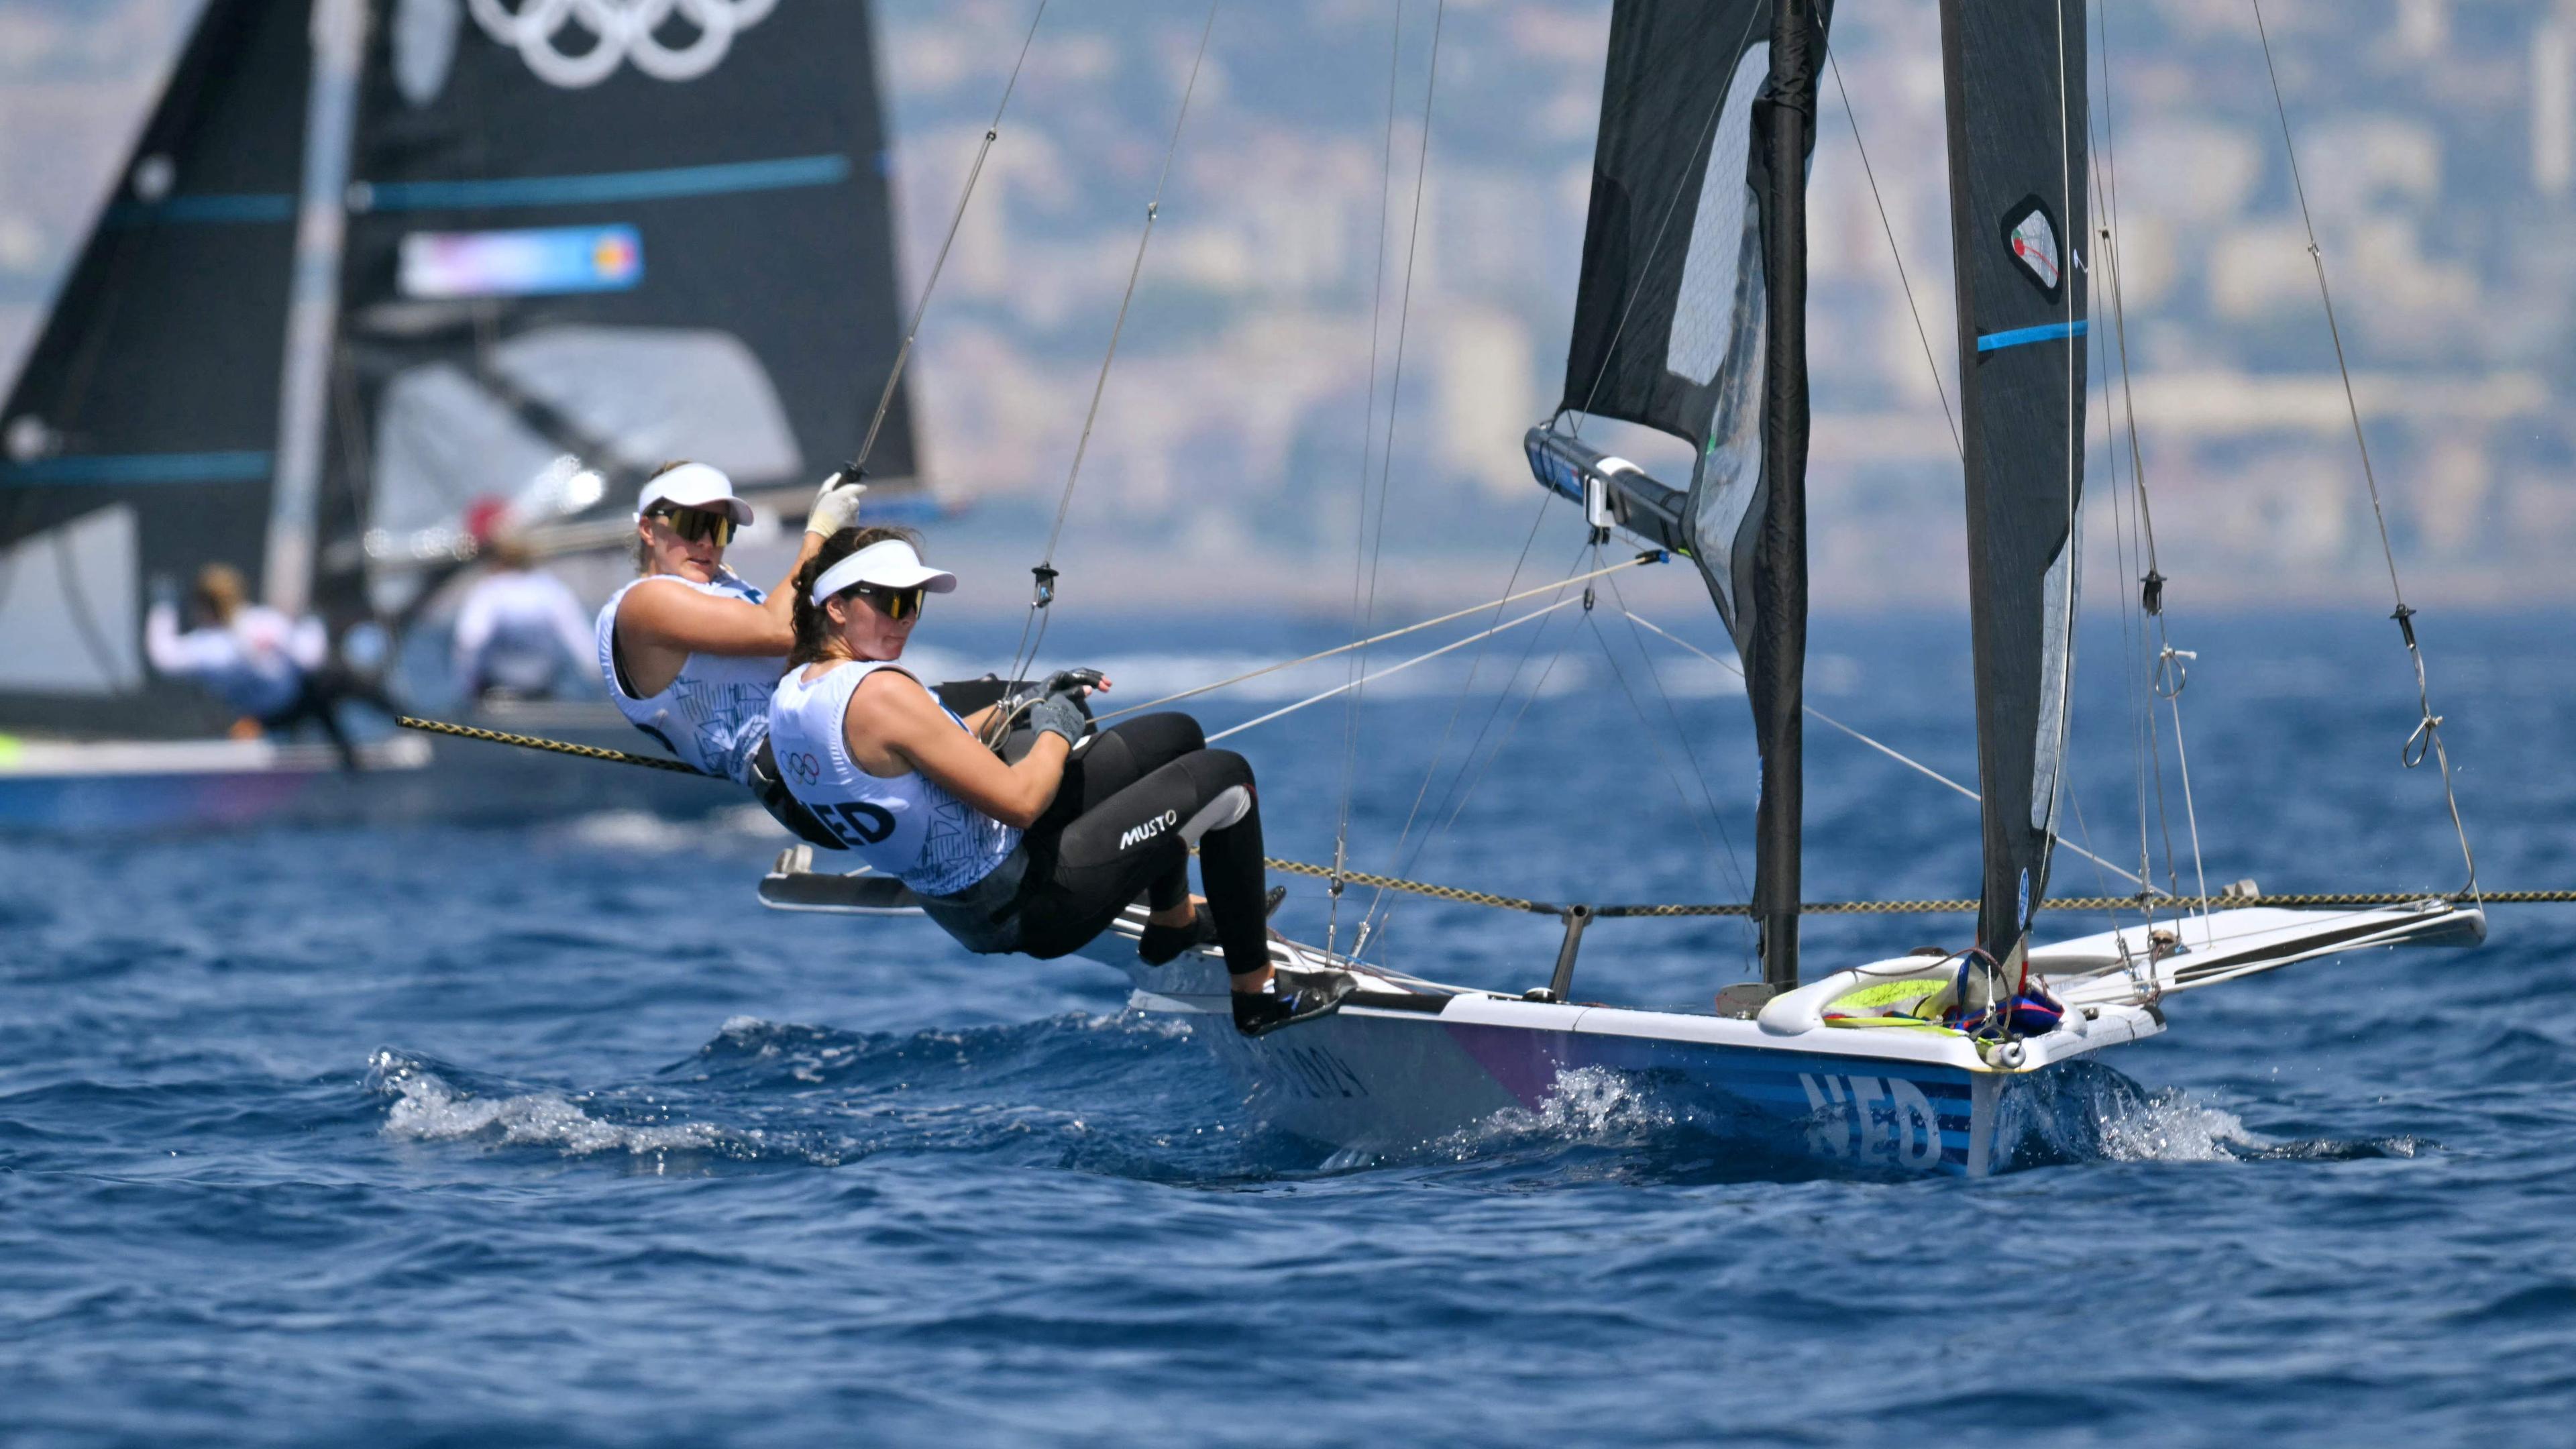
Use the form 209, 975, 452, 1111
4, 0, 2570, 613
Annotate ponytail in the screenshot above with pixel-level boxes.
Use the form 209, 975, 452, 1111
788, 524, 924, 668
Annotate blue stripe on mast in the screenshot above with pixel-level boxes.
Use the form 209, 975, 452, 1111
0, 451, 272, 485
106, 195, 297, 227
1975, 319, 2089, 353
360, 154, 852, 212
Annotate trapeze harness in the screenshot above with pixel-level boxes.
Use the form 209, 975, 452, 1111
767, 660, 1026, 950
595, 572, 839, 847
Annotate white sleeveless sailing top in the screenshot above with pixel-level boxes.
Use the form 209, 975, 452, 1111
766, 660, 1020, 898
595, 571, 782, 786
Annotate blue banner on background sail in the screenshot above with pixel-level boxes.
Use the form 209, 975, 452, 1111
323, 0, 918, 619
1939, 0, 2089, 967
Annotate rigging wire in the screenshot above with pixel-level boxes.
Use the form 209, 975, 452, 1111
1603, 571, 1751, 888
2082, 2, 2162, 943
2247, 0, 2479, 902
1002, 0, 1224, 691
1354, 494, 1557, 934
2092, 0, 2194, 928
1203, 594, 1588, 745
1330, 0, 1418, 961
852, 0, 1053, 479
1373, 553, 1592, 949
1338, 0, 1448, 771
1618, 606, 2155, 893
1088, 550, 1658, 723
1409, 602, 1573, 867
1824, 49, 1958, 459
1580, 604, 1741, 905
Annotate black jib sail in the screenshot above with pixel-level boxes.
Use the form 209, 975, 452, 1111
0, 0, 313, 735
321, 0, 920, 621
1546, 0, 1831, 987
1939, 0, 2090, 970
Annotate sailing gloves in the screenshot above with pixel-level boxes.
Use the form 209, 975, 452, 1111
1024, 692, 1088, 749
805, 468, 869, 539
1042, 668, 1107, 704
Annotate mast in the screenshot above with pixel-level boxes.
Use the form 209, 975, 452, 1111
1938, 0, 2090, 979
1751, 0, 1817, 991
1536, 0, 1833, 991
264, 0, 367, 618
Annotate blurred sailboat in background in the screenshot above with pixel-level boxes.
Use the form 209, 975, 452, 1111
0, 0, 923, 832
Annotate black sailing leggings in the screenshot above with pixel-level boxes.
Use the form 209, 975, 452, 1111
259, 663, 398, 771
1010, 713, 1269, 977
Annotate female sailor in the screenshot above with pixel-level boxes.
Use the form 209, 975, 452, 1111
767, 526, 1350, 1037
597, 460, 866, 842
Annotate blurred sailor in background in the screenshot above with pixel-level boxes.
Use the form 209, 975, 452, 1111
146, 562, 397, 769
598, 459, 866, 843
450, 535, 594, 703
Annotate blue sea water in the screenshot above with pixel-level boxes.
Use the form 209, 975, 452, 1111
5, 609, 2575, 1447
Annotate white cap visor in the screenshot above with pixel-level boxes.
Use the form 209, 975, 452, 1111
635, 462, 753, 525
810, 539, 959, 605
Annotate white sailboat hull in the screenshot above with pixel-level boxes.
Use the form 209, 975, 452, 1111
1088, 901, 2483, 1179
755, 862, 2481, 1179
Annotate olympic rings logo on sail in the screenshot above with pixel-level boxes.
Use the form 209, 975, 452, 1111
467, 0, 779, 89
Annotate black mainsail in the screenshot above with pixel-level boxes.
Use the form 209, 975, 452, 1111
0, 0, 313, 735
1939, 0, 2090, 971
1540, 0, 1831, 988
324, 0, 920, 621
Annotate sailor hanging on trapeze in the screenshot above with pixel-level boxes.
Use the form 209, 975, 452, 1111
594, 459, 867, 845
767, 525, 1352, 1037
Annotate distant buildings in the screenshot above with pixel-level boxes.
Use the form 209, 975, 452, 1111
6, 0, 2574, 607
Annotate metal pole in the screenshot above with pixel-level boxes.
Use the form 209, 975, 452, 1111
262, 0, 366, 615
1546, 904, 1595, 1002
1754, 0, 1819, 992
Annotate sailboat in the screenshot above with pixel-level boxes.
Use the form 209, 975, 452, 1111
757, 0, 2494, 1177
0, 0, 923, 833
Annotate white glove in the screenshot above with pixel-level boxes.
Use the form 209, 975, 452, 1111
805, 470, 869, 538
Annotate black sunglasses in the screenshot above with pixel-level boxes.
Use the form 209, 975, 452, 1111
843, 583, 926, 621
650, 506, 735, 547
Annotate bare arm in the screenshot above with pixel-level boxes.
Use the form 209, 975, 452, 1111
619, 533, 824, 659
145, 603, 228, 679
847, 669, 1067, 830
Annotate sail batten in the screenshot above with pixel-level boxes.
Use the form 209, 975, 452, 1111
1938, 0, 2090, 967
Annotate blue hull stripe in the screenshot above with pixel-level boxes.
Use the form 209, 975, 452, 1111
1976, 319, 2089, 353
107, 194, 297, 227
1, 451, 272, 486
364, 154, 851, 213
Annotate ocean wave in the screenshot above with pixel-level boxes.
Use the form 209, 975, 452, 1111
553, 804, 782, 853
2000, 1061, 2428, 1169
367, 1050, 782, 1164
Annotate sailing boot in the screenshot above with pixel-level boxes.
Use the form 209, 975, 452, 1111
1139, 886, 1286, 965
1231, 963, 1353, 1037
